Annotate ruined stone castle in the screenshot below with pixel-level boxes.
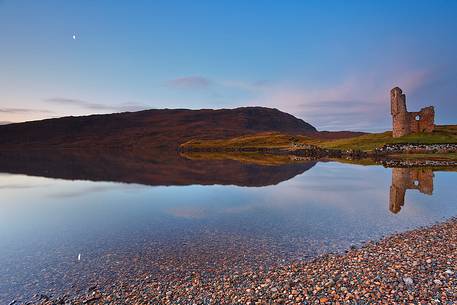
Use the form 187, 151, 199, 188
391, 87, 435, 138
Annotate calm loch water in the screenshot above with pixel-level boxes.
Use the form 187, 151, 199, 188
1, 155, 457, 303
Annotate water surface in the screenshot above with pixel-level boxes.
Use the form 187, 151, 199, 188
1, 154, 456, 303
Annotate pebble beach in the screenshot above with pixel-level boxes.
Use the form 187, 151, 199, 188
28, 218, 457, 304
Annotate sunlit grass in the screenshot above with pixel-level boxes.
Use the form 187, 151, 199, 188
320, 125, 457, 151
180, 125, 457, 152
182, 132, 313, 149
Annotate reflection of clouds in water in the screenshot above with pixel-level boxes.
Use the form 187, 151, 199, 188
48, 184, 147, 199
260, 185, 387, 212
150, 163, 389, 221
397, 198, 429, 216
169, 168, 457, 221
0, 174, 52, 194
290, 183, 379, 192
223, 205, 253, 215
163, 164, 388, 220
168, 207, 208, 219
256, 164, 387, 208
0, 183, 50, 190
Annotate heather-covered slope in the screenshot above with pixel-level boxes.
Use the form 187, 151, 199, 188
0, 107, 316, 150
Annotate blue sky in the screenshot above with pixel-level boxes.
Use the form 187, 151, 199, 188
1, 0, 456, 131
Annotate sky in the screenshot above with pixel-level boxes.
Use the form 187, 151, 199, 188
1, 0, 456, 131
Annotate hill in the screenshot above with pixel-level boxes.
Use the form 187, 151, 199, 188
0, 107, 317, 150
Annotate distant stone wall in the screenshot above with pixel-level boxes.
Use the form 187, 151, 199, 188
376, 143, 457, 154
389, 168, 434, 214
391, 87, 435, 138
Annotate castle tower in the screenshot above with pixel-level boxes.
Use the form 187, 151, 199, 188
391, 87, 409, 138
390, 87, 435, 138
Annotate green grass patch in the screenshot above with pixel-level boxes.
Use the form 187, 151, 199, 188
320, 125, 457, 151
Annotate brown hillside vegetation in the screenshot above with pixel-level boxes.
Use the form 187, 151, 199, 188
0, 107, 318, 150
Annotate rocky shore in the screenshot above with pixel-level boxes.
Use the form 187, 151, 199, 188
380, 158, 457, 168
29, 218, 457, 304
375, 143, 457, 154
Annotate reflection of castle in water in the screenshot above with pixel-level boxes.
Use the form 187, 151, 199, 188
389, 168, 434, 214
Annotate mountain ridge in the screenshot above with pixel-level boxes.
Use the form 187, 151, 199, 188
0, 106, 319, 150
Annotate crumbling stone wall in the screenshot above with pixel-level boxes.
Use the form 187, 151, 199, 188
389, 168, 434, 214
391, 87, 435, 138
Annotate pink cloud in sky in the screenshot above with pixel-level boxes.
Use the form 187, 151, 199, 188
236, 69, 432, 131
163, 68, 433, 131
45, 97, 147, 112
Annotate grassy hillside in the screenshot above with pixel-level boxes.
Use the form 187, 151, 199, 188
181, 132, 312, 149
180, 125, 457, 152
320, 125, 457, 151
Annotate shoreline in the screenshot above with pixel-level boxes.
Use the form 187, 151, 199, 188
31, 218, 457, 304
181, 149, 457, 168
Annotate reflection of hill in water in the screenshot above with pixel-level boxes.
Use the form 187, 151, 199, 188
0, 150, 316, 187
1, 149, 453, 213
